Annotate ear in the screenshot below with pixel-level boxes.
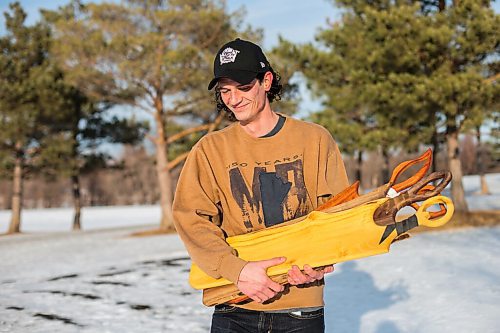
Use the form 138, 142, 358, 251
263, 71, 273, 91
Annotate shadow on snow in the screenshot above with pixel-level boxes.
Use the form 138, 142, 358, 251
324, 261, 408, 333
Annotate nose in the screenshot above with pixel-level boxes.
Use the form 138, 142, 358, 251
228, 89, 242, 106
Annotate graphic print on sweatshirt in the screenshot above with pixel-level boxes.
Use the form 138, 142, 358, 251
228, 155, 310, 231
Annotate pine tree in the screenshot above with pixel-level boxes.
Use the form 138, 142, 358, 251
36, 81, 149, 230
45, 0, 262, 231
276, 0, 499, 211
0, 3, 73, 233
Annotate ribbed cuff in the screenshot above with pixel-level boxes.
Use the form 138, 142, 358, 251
218, 254, 248, 284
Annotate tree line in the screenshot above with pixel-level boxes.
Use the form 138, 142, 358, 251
0, 138, 496, 212
0, 0, 498, 234
274, 0, 498, 211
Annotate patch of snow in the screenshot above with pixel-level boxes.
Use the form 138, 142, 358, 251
0, 205, 161, 234
0, 173, 499, 332
0, 228, 212, 333
1, 227, 500, 332
325, 227, 500, 333
1, 174, 498, 234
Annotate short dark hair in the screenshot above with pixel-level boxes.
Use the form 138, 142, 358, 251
215, 67, 283, 122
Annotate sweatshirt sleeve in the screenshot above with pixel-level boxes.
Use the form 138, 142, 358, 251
172, 144, 247, 285
317, 133, 350, 206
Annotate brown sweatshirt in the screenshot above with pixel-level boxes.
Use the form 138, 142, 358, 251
172, 115, 349, 311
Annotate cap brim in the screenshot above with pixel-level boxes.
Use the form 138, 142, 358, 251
207, 70, 259, 90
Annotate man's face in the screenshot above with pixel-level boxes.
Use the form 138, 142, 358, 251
217, 72, 272, 125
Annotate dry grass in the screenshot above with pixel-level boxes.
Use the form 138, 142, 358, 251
128, 210, 500, 238
413, 210, 500, 233
443, 210, 500, 228
130, 226, 177, 237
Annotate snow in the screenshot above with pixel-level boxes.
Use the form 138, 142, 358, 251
1, 227, 499, 332
0, 205, 162, 234
456, 173, 500, 211
325, 227, 500, 333
1, 173, 498, 234
0, 173, 499, 332
0, 228, 211, 333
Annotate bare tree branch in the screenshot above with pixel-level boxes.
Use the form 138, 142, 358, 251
167, 111, 224, 144
167, 151, 190, 170
166, 95, 208, 116
134, 79, 156, 103
167, 124, 211, 144
165, 112, 224, 170
485, 73, 500, 84
199, 20, 223, 49
208, 111, 225, 131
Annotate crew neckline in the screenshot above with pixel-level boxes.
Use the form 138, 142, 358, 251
235, 113, 290, 143
260, 114, 286, 138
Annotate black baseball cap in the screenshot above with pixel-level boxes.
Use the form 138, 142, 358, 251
207, 38, 270, 90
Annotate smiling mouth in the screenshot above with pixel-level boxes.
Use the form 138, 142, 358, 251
232, 104, 249, 111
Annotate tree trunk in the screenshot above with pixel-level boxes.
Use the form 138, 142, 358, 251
476, 126, 490, 195
439, 0, 446, 11
381, 147, 390, 184
480, 175, 490, 195
431, 127, 439, 173
355, 150, 363, 192
8, 143, 23, 234
72, 174, 82, 230
154, 98, 175, 231
446, 131, 469, 212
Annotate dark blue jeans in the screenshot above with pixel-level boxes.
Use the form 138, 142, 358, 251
210, 304, 325, 333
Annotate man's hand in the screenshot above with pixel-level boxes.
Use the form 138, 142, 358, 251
236, 257, 286, 303
287, 264, 334, 285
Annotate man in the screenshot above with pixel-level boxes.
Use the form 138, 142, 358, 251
173, 38, 349, 332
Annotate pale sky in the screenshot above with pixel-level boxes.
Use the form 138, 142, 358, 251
0, 0, 340, 157
0, 0, 340, 116
1, 0, 497, 154
0, 0, 340, 48
3, 0, 499, 49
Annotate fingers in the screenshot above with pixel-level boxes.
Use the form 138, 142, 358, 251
304, 265, 323, 279
249, 293, 263, 303
242, 262, 336, 302
268, 280, 284, 293
256, 276, 284, 302
288, 265, 315, 285
238, 282, 276, 303
261, 287, 278, 300
323, 265, 335, 274
237, 259, 286, 303
259, 256, 286, 268
254, 287, 279, 303
245, 283, 281, 303
287, 264, 335, 285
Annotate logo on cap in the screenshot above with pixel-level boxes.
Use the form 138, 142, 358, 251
220, 47, 240, 65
